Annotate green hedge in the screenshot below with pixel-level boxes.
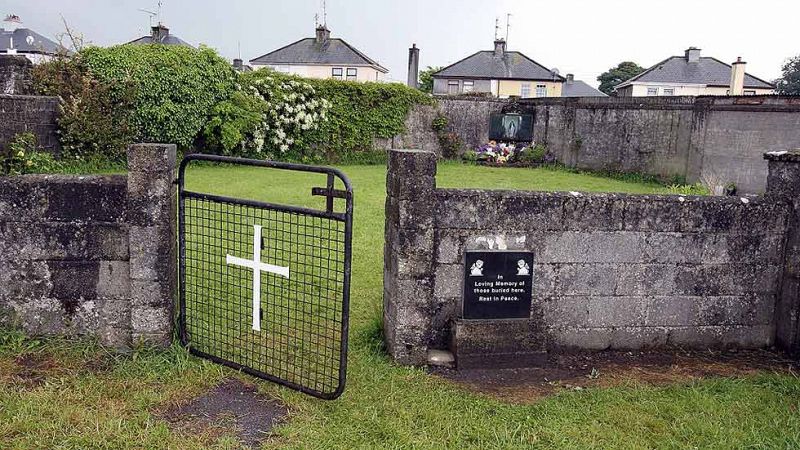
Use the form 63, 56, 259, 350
239, 70, 432, 162
80, 45, 237, 148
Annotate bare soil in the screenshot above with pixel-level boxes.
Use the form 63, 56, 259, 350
432, 348, 798, 404
159, 378, 289, 449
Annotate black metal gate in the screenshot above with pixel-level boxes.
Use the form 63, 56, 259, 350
177, 154, 353, 400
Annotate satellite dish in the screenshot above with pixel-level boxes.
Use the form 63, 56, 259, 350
551, 68, 560, 77
25, 35, 34, 46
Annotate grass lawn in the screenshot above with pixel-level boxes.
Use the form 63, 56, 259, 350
2, 163, 799, 449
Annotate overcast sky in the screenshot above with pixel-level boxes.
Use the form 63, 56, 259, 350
5, 0, 798, 87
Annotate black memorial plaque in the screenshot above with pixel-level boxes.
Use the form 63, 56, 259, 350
488, 113, 534, 142
462, 251, 534, 319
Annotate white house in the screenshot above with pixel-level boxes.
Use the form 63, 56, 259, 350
250, 25, 388, 82
615, 47, 775, 97
0, 14, 63, 64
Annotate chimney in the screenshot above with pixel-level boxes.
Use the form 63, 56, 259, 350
494, 39, 506, 57
315, 25, 330, 44
729, 57, 746, 96
566, 73, 574, 84
3, 14, 22, 32
233, 58, 243, 71
685, 47, 701, 63
407, 44, 420, 89
151, 24, 169, 43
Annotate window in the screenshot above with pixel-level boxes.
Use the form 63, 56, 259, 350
647, 87, 658, 96
744, 90, 756, 95
332, 67, 343, 79
535, 84, 547, 98
462, 80, 474, 93
346, 68, 357, 81
662, 88, 674, 96
520, 83, 531, 98
447, 80, 459, 94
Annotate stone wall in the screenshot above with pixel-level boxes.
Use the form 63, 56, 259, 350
0, 144, 177, 348
383, 148, 800, 367
0, 94, 61, 155
0, 55, 33, 95
404, 96, 800, 194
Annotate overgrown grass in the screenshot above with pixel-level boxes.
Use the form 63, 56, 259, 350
2, 164, 792, 450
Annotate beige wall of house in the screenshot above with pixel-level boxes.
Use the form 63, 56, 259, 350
253, 63, 387, 82
497, 80, 562, 98
619, 83, 774, 97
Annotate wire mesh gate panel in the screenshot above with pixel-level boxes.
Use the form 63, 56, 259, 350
178, 155, 353, 400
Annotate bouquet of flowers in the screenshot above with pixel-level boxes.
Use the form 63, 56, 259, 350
471, 141, 531, 164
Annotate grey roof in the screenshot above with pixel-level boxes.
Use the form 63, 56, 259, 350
433, 50, 564, 81
0, 27, 62, 54
126, 34, 193, 47
250, 38, 388, 72
562, 80, 607, 97
616, 56, 774, 89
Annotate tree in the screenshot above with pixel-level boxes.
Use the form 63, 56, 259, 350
775, 55, 800, 95
418, 66, 441, 93
597, 61, 646, 95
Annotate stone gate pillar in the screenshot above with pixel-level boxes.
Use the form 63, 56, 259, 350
384, 149, 437, 365
765, 150, 800, 355
127, 143, 177, 346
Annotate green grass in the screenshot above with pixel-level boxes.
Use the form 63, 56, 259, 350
2, 163, 798, 449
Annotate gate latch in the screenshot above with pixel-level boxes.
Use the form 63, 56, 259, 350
312, 174, 349, 213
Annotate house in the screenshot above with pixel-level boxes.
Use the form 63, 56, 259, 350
431, 38, 565, 98
250, 25, 388, 82
561, 74, 607, 97
126, 24, 193, 47
0, 14, 63, 64
615, 47, 775, 97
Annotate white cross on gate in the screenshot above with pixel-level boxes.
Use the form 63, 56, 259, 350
226, 224, 290, 331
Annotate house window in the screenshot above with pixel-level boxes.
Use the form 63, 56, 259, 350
744, 90, 756, 95
520, 83, 531, 98
346, 68, 357, 81
447, 80, 459, 94
662, 88, 674, 96
535, 84, 547, 97
647, 87, 658, 96
462, 81, 474, 93
332, 67, 343, 79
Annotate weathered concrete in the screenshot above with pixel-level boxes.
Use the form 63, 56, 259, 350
0, 143, 178, 349
0, 94, 61, 155
383, 148, 800, 368
0, 55, 33, 95
405, 96, 800, 193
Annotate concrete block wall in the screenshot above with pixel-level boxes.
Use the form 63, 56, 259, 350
383, 148, 800, 366
0, 94, 61, 155
406, 96, 800, 194
0, 143, 177, 348
0, 55, 33, 95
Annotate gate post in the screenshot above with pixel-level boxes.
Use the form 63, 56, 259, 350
127, 143, 177, 346
384, 149, 437, 365
766, 150, 800, 355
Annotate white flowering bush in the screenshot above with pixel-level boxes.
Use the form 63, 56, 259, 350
245, 76, 330, 156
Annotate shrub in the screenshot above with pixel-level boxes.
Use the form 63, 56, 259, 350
516, 143, 548, 164
32, 55, 136, 159
200, 91, 269, 156
239, 70, 431, 162
1, 133, 61, 175
80, 44, 237, 148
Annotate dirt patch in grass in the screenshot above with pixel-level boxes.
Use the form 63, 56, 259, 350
159, 378, 289, 448
0, 351, 114, 389
434, 349, 798, 404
